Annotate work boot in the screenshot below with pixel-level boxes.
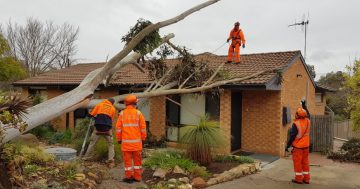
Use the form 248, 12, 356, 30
291, 179, 303, 184
226, 60, 232, 63
122, 177, 134, 183
133, 178, 141, 182
303, 180, 310, 184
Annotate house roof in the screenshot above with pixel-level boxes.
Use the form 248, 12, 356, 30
315, 82, 337, 92
13, 50, 303, 87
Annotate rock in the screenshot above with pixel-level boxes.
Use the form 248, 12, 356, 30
14, 133, 39, 144
87, 172, 99, 180
153, 168, 167, 178
207, 178, 218, 186
254, 161, 261, 171
191, 177, 206, 188
74, 173, 86, 181
177, 183, 192, 189
178, 177, 190, 183
173, 165, 185, 174
168, 178, 177, 184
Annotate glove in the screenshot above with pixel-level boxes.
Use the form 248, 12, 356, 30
301, 99, 306, 106
227, 39, 230, 43
242, 44, 245, 48
117, 141, 122, 144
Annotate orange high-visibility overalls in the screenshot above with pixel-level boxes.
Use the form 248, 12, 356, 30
115, 106, 146, 181
227, 28, 245, 63
292, 118, 311, 183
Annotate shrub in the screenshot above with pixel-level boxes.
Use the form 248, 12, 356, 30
180, 115, 226, 165
93, 134, 122, 161
29, 122, 56, 140
143, 150, 197, 171
24, 164, 40, 174
213, 155, 254, 164
20, 145, 54, 165
328, 138, 360, 163
189, 165, 211, 179
48, 129, 72, 144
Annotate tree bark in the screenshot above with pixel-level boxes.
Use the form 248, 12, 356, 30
1, 0, 219, 144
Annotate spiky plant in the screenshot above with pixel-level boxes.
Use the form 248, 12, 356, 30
0, 94, 31, 117
180, 115, 225, 165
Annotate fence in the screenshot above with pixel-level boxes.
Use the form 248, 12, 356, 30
334, 120, 360, 140
310, 114, 334, 152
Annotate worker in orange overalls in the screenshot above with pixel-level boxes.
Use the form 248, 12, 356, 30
115, 94, 146, 183
227, 21, 246, 63
286, 100, 311, 184
84, 98, 116, 167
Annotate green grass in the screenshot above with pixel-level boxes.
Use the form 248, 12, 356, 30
143, 150, 197, 171
213, 155, 254, 164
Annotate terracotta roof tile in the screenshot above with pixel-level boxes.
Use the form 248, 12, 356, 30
13, 51, 301, 86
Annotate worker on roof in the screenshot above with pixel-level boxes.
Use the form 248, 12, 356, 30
286, 100, 311, 184
227, 21, 246, 63
84, 98, 116, 168
116, 94, 146, 183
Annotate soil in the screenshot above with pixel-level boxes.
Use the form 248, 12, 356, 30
206, 162, 239, 174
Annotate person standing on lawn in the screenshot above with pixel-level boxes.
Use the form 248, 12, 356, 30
115, 94, 147, 183
286, 100, 311, 184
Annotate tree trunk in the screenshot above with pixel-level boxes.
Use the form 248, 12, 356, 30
0, 0, 219, 144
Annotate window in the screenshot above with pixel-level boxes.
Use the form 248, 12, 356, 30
180, 94, 206, 125
316, 93, 323, 103
206, 93, 220, 121
166, 95, 181, 126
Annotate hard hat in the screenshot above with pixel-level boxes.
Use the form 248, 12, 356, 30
296, 107, 307, 118
124, 94, 138, 105
107, 98, 115, 104
234, 22, 240, 26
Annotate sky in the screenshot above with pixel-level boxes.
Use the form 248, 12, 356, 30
0, 0, 359, 80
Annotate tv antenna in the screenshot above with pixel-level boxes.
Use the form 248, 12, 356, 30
289, 13, 309, 59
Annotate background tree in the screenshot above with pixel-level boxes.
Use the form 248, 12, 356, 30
345, 60, 360, 130
318, 71, 349, 120
3, 18, 79, 76
0, 33, 27, 88
307, 64, 316, 79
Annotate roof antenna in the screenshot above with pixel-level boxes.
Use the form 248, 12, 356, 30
289, 12, 310, 60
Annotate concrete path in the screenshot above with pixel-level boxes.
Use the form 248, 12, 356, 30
208, 153, 360, 189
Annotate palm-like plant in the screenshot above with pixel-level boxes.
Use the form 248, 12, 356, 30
180, 115, 225, 165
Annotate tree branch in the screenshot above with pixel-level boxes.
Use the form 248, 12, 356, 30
202, 62, 225, 86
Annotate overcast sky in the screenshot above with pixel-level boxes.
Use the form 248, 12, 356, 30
1, 0, 359, 79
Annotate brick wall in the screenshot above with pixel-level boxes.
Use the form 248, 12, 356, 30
149, 96, 166, 139
242, 90, 282, 156
219, 90, 232, 153
280, 58, 318, 156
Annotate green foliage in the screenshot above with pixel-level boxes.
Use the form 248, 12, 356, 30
30, 93, 44, 106
143, 150, 197, 171
180, 115, 226, 165
61, 161, 79, 180
345, 60, 360, 130
328, 138, 360, 163
145, 132, 167, 148
213, 155, 254, 164
29, 122, 56, 140
92, 133, 122, 161
189, 165, 211, 179
48, 129, 72, 144
2, 142, 54, 165
318, 71, 349, 119
24, 164, 40, 174
121, 18, 161, 55
306, 64, 316, 79
0, 33, 27, 82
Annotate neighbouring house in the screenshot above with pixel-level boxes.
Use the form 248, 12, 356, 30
13, 50, 334, 157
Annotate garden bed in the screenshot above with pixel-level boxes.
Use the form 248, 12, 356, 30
142, 150, 260, 189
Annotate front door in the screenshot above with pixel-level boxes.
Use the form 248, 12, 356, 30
231, 91, 242, 151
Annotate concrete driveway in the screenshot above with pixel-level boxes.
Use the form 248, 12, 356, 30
208, 153, 360, 189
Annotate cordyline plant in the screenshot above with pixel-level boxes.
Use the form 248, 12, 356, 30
0, 93, 31, 143
180, 115, 226, 165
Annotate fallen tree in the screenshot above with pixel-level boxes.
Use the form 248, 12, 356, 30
0, 0, 220, 144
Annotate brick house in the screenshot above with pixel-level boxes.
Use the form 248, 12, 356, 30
13, 50, 333, 157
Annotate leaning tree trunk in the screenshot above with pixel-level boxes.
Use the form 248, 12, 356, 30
0, 0, 220, 144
